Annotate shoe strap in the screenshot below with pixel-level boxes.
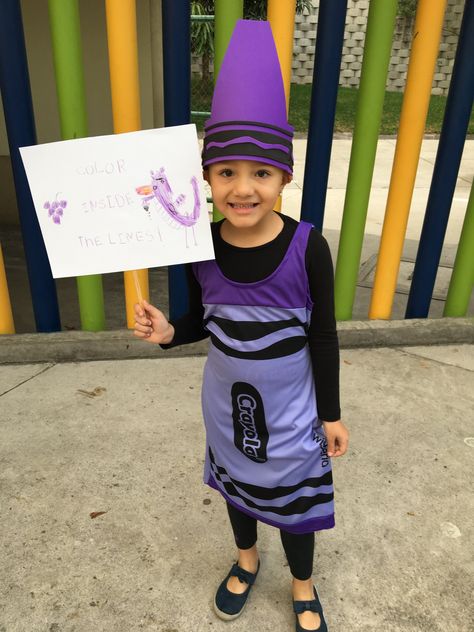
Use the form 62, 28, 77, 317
229, 563, 258, 585
293, 588, 323, 616
293, 599, 322, 615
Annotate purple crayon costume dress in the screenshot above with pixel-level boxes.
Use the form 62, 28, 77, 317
193, 221, 334, 535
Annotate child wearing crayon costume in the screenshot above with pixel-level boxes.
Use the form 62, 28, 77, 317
134, 20, 349, 632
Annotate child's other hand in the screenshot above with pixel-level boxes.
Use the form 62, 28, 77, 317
322, 420, 349, 458
133, 300, 175, 345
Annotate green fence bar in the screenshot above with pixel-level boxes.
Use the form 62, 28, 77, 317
214, 1, 243, 80
48, 0, 105, 331
212, 0, 243, 221
444, 181, 474, 317
334, 0, 398, 320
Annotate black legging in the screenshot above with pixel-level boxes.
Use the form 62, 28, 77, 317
226, 502, 314, 581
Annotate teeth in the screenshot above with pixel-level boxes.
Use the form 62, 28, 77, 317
231, 203, 256, 208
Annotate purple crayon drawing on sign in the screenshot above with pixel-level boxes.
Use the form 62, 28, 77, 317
136, 167, 201, 247
44, 194, 67, 225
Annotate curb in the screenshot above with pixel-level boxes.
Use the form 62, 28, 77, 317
0, 318, 472, 364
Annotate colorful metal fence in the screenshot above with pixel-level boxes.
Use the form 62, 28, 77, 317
0, 0, 472, 335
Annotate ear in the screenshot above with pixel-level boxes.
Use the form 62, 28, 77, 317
281, 172, 292, 190
203, 169, 210, 184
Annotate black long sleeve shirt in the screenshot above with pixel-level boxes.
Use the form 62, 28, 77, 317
166, 213, 341, 421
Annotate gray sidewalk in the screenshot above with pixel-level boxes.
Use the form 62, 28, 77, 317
1, 344, 473, 632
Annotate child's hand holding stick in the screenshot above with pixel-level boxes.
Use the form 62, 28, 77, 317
133, 300, 175, 345
132, 269, 174, 345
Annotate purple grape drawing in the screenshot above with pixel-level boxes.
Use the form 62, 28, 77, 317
44, 195, 67, 224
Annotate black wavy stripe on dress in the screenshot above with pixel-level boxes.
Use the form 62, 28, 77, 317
209, 332, 307, 360
210, 449, 333, 500
204, 315, 307, 342
210, 462, 333, 516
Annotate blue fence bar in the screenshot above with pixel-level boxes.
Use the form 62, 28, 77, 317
405, 0, 474, 318
0, 0, 61, 332
162, 0, 191, 320
300, 0, 348, 231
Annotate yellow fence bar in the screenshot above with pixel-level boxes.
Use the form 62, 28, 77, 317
267, 0, 296, 211
267, 0, 296, 110
0, 244, 15, 334
369, 0, 447, 319
105, 0, 149, 327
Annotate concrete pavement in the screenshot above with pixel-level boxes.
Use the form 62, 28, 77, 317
1, 344, 473, 632
0, 136, 473, 631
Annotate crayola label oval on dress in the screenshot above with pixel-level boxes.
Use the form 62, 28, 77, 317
231, 382, 268, 464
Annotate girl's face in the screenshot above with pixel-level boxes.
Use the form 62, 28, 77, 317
204, 160, 291, 229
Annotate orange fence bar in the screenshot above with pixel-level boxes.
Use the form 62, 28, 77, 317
0, 244, 15, 334
105, 0, 149, 327
369, 0, 447, 319
267, 0, 296, 211
267, 0, 296, 111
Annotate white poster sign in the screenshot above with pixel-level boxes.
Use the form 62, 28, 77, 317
20, 124, 214, 278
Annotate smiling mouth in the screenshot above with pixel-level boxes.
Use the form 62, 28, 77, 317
229, 203, 258, 208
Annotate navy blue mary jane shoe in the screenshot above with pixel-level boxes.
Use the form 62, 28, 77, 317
293, 586, 328, 632
213, 560, 260, 620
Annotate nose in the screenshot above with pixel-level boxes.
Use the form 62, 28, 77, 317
233, 175, 254, 197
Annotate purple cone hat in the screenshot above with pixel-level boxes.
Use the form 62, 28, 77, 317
202, 20, 294, 174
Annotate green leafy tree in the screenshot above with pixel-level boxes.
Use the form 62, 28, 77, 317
191, 1, 215, 82
245, 0, 313, 20
397, 0, 418, 20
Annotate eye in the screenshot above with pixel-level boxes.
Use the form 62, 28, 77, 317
256, 169, 271, 178
218, 168, 233, 178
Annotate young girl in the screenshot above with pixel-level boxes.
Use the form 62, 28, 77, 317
133, 20, 349, 632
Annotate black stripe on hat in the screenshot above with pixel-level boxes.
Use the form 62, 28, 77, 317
204, 119, 294, 140
202, 120, 294, 171
203, 129, 293, 153
203, 143, 293, 170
